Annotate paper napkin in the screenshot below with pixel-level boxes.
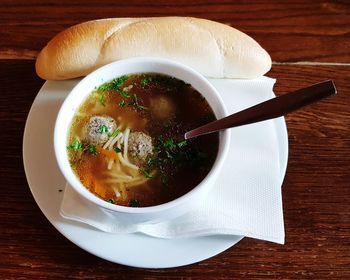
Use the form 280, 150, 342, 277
60, 76, 285, 244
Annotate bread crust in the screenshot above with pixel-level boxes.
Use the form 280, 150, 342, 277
35, 17, 271, 80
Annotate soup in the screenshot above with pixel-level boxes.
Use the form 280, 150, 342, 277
67, 73, 219, 207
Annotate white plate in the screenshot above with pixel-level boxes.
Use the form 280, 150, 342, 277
23, 78, 288, 268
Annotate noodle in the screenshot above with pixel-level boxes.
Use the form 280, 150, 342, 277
105, 173, 133, 180
112, 186, 121, 198
115, 163, 121, 172
119, 184, 127, 200
105, 176, 149, 186
117, 153, 139, 170
107, 159, 114, 170
123, 128, 130, 160
102, 126, 131, 171
111, 140, 139, 170
108, 133, 123, 150
103, 130, 123, 149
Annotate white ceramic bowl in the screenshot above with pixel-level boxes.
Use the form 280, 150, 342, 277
54, 57, 230, 224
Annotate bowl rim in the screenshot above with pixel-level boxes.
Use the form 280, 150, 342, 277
54, 57, 230, 214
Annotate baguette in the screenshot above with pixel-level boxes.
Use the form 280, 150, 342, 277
35, 17, 271, 80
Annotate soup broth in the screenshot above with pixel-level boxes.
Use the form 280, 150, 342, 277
67, 73, 219, 207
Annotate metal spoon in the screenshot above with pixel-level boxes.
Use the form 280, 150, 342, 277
184, 80, 337, 140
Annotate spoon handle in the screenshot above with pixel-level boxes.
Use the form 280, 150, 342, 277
185, 80, 337, 139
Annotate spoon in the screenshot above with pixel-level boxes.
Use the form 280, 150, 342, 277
184, 80, 337, 140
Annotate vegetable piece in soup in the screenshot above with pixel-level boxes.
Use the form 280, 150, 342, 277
67, 73, 219, 207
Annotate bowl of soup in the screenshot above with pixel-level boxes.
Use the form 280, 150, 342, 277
54, 57, 230, 224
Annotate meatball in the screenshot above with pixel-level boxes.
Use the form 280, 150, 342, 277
150, 96, 175, 120
86, 115, 117, 145
128, 132, 154, 165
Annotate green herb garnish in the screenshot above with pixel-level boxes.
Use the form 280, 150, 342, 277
129, 199, 140, 207
88, 144, 97, 154
98, 75, 129, 92
147, 136, 208, 186
99, 92, 106, 106
120, 91, 130, 98
67, 139, 83, 150
177, 140, 187, 148
114, 147, 122, 153
111, 75, 129, 90
140, 76, 152, 87
106, 198, 114, 204
163, 138, 176, 150
98, 125, 108, 134
139, 157, 156, 179
140, 168, 154, 179
70, 162, 77, 170
97, 83, 112, 92
128, 94, 148, 111
118, 100, 126, 107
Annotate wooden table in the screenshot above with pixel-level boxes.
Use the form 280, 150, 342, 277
1, 1, 349, 279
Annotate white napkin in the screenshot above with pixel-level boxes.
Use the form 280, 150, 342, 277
60, 76, 285, 244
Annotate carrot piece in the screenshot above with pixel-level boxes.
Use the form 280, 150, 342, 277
96, 146, 119, 161
93, 180, 106, 197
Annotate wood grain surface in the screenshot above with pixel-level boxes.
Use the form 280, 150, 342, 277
0, 0, 349, 279
1, 0, 350, 63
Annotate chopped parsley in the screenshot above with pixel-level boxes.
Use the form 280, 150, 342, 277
98, 125, 108, 134
140, 165, 154, 179
177, 140, 187, 148
111, 75, 129, 90
97, 83, 112, 92
163, 138, 177, 150
70, 162, 77, 170
120, 91, 130, 98
140, 168, 154, 179
99, 92, 106, 106
129, 199, 140, 207
67, 139, 83, 150
88, 144, 97, 154
139, 157, 156, 179
106, 198, 114, 204
98, 75, 129, 92
128, 94, 148, 111
138, 137, 192, 185
140, 76, 152, 87
118, 100, 126, 107
114, 147, 122, 153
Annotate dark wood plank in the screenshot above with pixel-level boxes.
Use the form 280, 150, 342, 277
0, 0, 349, 62
0, 60, 349, 279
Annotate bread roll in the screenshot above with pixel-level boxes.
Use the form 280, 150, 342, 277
35, 17, 271, 80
